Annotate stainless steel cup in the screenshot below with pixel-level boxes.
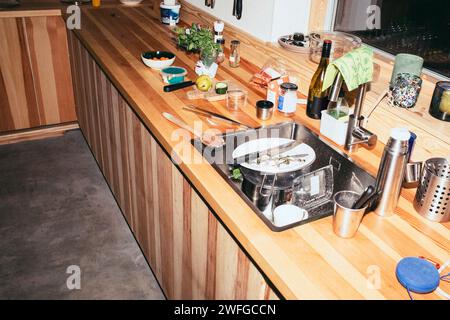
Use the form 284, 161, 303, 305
256, 100, 274, 120
403, 161, 423, 188
333, 191, 367, 238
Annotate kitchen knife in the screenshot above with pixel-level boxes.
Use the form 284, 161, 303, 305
163, 81, 195, 92
184, 105, 251, 129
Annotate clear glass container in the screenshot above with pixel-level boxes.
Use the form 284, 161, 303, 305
327, 90, 350, 120
309, 31, 361, 64
227, 89, 247, 111
229, 40, 241, 68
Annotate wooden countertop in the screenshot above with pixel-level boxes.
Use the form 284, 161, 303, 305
62, 4, 449, 299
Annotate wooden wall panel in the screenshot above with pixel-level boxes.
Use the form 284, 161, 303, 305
68, 32, 278, 300
0, 15, 76, 132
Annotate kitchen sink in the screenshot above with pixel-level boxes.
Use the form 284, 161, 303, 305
192, 122, 376, 231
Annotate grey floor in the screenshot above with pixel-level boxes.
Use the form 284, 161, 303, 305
0, 129, 165, 300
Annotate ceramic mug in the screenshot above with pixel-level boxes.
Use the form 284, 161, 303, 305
388, 73, 422, 109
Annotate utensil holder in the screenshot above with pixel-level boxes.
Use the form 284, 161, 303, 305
413, 158, 450, 223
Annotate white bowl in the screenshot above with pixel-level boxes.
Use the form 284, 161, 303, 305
141, 51, 176, 70
273, 205, 308, 227
119, 0, 143, 6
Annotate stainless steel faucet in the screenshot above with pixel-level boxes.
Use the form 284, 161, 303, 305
328, 73, 377, 152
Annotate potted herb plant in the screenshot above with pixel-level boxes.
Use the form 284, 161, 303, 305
175, 24, 221, 67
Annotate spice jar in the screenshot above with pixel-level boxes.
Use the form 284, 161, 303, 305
216, 39, 226, 64
229, 40, 241, 68
277, 83, 298, 116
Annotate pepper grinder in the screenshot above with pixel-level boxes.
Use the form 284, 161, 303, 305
374, 128, 411, 217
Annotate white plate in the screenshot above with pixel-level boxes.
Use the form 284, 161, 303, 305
232, 138, 316, 174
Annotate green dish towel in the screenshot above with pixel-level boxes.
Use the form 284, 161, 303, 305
322, 46, 374, 92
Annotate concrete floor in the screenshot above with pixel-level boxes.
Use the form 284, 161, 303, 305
0, 130, 165, 300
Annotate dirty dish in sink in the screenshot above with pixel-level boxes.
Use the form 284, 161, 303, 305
273, 204, 308, 227
232, 138, 316, 174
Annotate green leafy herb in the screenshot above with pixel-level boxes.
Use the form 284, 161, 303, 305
231, 168, 242, 181
175, 24, 221, 58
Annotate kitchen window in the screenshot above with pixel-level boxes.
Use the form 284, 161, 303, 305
333, 0, 450, 78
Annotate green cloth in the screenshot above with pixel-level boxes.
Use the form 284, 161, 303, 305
322, 46, 374, 92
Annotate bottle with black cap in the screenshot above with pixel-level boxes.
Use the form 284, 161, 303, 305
306, 39, 332, 119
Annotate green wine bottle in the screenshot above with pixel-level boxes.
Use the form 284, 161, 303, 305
306, 39, 332, 119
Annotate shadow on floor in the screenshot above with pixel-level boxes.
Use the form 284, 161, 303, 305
0, 130, 165, 300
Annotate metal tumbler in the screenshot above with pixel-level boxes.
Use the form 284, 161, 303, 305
333, 191, 368, 238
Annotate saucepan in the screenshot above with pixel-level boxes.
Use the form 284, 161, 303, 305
232, 138, 316, 211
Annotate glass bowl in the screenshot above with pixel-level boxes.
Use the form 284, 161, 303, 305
309, 31, 362, 63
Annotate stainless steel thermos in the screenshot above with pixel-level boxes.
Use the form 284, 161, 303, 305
374, 128, 411, 217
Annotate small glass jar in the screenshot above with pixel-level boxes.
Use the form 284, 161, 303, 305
216, 39, 226, 64
229, 40, 241, 68
429, 81, 450, 122
227, 89, 247, 112
277, 83, 298, 116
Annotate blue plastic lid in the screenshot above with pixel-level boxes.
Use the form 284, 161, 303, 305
396, 257, 440, 294
161, 66, 186, 75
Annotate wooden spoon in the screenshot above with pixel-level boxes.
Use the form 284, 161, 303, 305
162, 112, 225, 148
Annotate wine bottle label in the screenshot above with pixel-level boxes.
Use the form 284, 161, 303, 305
307, 96, 328, 118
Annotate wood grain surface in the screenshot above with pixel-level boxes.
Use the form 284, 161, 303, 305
64, 4, 450, 300
69, 33, 278, 299
0, 14, 76, 132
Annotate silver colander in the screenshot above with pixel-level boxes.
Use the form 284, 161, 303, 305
413, 158, 450, 223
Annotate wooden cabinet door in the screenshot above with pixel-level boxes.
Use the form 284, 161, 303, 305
0, 15, 76, 132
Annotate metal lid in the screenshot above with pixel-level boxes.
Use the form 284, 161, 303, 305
390, 128, 411, 141
280, 83, 298, 91
256, 100, 274, 109
231, 40, 240, 45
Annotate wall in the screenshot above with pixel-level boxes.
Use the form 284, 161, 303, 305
270, 0, 311, 41
184, 0, 311, 42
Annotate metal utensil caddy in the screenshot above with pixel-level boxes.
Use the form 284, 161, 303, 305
413, 158, 450, 223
